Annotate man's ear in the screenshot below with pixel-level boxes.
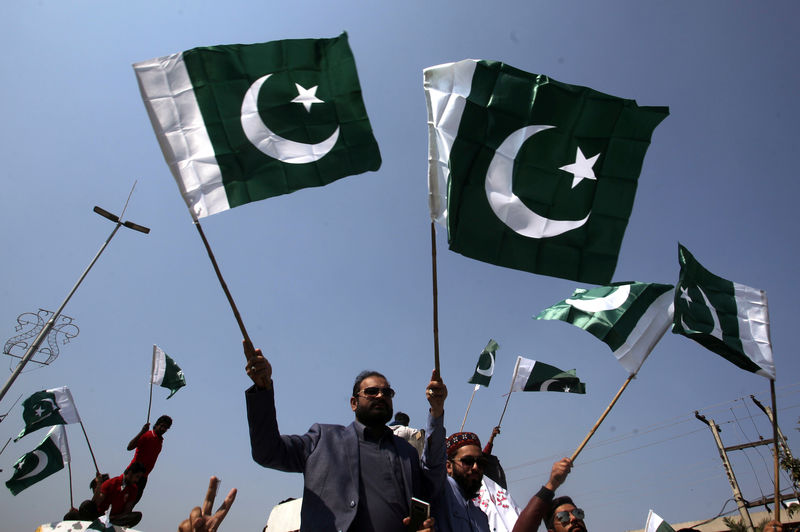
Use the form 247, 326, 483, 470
350, 396, 358, 412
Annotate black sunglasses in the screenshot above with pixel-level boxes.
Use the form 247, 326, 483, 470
355, 386, 395, 398
555, 508, 585, 524
454, 455, 488, 468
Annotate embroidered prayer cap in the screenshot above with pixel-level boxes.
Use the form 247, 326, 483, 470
446, 432, 482, 458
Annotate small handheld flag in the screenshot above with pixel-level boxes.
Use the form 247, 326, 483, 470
6, 425, 70, 495
468, 339, 498, 387
151, 345, 186, 399
672, 244, 774, 379
15, 387, 81, 441
511, 357, 586, 394
644, 510, 676, 532
537, 282, 674, 375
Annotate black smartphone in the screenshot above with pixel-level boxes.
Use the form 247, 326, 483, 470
407, 497, 430, 531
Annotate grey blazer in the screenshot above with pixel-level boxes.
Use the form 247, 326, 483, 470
246, 386, 446, 532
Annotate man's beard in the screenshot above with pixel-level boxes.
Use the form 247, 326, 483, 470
355, 400, 393, 427
452, 468, 482, 496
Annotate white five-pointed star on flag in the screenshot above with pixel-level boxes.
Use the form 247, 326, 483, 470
559, 147, 600, 188
291, 83, 324, 112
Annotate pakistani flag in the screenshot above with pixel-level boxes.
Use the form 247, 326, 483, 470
15, 386, 81, 441
468, 339, 498, 387
134, 33, 381, 220
152, 345, 186, 399
673, 244, 775, 379
6, 425, 69, 495
644, 510, 676, 532
510, 357, 586, 394
537, 282, 674, 375
424, 60, 668, 284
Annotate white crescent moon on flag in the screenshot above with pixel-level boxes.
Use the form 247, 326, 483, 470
566, 284, 631, 313
695, 285, 724, 340
538, 379, 559, 391
15, 450, 49, 480
241, 74, 340, 164
485, 125, 590, 239
475, 354, 495, 377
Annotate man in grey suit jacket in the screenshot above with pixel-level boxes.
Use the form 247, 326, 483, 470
244, 341, 446, 532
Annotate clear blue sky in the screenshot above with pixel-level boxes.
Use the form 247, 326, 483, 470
1, 2, 799, 531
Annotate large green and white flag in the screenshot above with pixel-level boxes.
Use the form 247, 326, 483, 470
151, 345, 186, 399
536, 282, 674, 375
510, 356, 586, 394
424, 60, 668, 284
6, 425, 69, 495
15, 387, 81, 441
468, 339, 498, 387
134, 33, 381, 220
673, 244, 774, 379
644, 510, 676, 532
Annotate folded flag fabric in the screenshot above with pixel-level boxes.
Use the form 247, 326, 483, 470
424, 59, 668, 284
6, 425, 69, 495
644, 509, 676, 532
510, 356, 585, 394
673, 244, 774, 379
468, 339, 498, 387
151, 345, 186, 399
15, 387, 80, 441
537, 282, 674, 375
134, 32, 381, 219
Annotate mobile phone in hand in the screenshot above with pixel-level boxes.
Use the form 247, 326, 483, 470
407, 497, 430, 531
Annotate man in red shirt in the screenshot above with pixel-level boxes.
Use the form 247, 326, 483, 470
95, 462, 146, 527
64, 462, 147, 526
126, 414, 172, 504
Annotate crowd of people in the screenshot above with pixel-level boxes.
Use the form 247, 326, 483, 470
51, 340, 790, 531
244, 339, 598, 532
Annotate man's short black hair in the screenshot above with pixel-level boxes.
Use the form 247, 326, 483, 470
352, 370, 388, 396
125, 462, 147, 475
545, 495, 576, 530
155, 415, 172, 427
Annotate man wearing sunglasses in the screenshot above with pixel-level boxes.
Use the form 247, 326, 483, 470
243, 341, 447, 532
432, 431, 491, 531
512, 458, 583, 532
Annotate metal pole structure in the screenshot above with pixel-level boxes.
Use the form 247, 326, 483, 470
695, 412, 754, 530
0, 200, 149, 405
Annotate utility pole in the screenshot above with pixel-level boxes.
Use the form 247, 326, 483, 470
695, 411, 755, 530
0, 191, 149, 405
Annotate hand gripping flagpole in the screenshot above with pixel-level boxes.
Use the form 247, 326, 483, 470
570, 373, 635, 462
0, 185, 150, 405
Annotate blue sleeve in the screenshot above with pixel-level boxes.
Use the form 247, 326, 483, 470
421, 411, 447, 500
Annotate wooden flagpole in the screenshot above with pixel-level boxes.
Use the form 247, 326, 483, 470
496, 357, 522, 429
430, 222, 440, 374
770, 379, 780, 521
146, 345, 156, 424
193, 220, 253, 352
78, 420, 100, 474
460, 384, 479, 431
68, 461, 74, 509
571, 373, 635, 462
